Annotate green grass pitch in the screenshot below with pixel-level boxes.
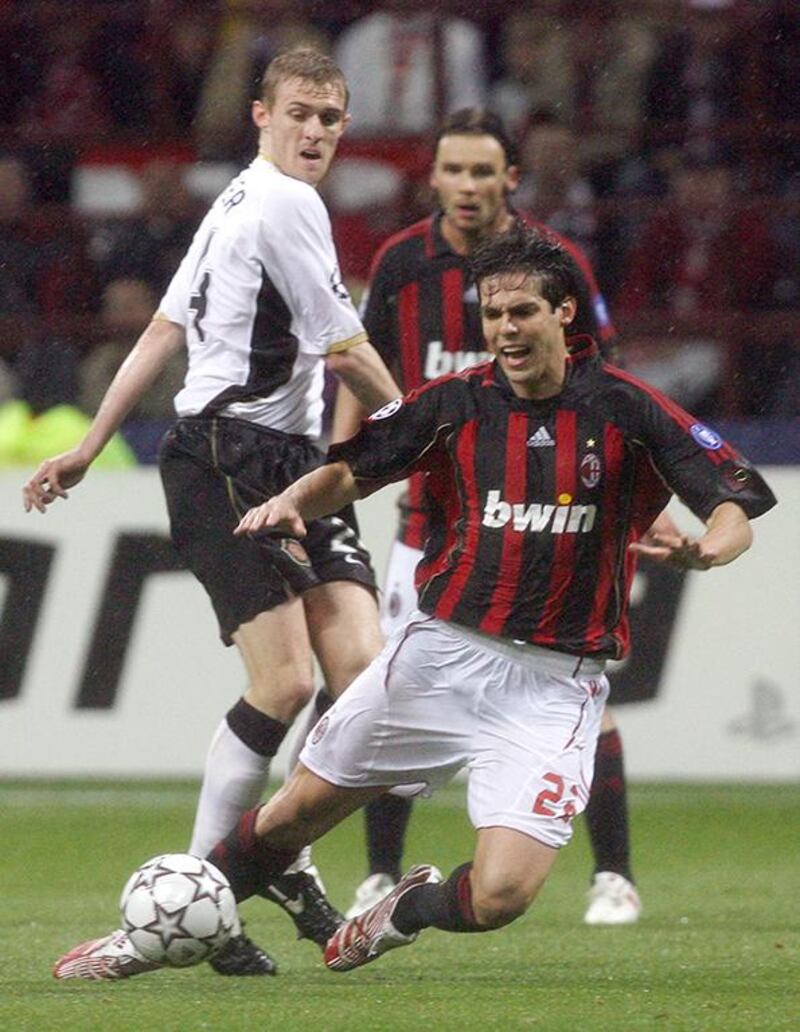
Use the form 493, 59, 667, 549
1, 780, 797, 1032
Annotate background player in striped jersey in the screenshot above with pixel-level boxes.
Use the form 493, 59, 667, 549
333, 108, 643, 925
52, 226, 775, 981
24, 49, 402, 977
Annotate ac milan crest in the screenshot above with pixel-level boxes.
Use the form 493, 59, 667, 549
580, 452, 602, 489
311, 716, 330, 745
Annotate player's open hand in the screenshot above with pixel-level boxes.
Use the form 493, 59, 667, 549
629, 531, 714, 570
234, 496, 307, 539
22, 449, 91, 514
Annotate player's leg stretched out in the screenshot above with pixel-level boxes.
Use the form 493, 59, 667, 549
347, 518, 642, 928
52, 797, 348, 982
350, 714, 642, 926
53, 614, 610, 981
325, 837, 552, 973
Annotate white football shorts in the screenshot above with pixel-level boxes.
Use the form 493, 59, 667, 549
300, 612, 609, 849
379, 539, 423, 637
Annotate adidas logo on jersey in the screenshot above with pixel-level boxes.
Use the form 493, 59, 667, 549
424, 340, 490, 379
527, 426, 554, 447
482, 490, 597, 534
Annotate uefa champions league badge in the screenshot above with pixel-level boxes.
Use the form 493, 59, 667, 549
593, 295, 609, 326
690, 423, 723, 450
329, 267, 349, 301
368, 398, 403, 421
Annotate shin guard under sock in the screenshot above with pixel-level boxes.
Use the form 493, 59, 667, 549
364, 794, 413, 883
207, 806, 298, 903
392, 862, 484, 935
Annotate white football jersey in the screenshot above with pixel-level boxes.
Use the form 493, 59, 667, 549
159, 157, 366, 437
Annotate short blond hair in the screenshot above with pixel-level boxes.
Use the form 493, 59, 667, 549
260, 48, 348, 109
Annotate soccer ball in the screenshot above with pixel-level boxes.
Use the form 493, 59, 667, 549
120, 853, 238, 967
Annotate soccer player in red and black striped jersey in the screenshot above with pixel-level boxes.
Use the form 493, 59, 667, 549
54, 226, 775, 980
333, 108, 640, 926
221, 225, 772, 971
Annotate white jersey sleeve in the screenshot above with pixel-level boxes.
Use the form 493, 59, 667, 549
158, 207, 217, 328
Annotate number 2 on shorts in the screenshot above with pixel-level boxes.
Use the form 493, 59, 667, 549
533, 772, 578, 822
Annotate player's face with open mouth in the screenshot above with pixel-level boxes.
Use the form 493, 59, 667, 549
254, 77, 349, 186
431, 134, 519, 238
480, 272, 575, 399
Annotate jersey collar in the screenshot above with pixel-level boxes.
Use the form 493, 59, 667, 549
485, 334, 600, 401
566, 334, 599, 361
430, 212, 455, 258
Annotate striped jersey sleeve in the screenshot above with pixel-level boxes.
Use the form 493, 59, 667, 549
606, 366, 776, 520
328, 378, 459, 489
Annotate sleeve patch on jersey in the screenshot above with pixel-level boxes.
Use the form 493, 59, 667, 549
368, 398, 403, 421
690, 423, 723, 450
330, 268, 349, 301
722, 465, 752, 492
592, 295, 609, 327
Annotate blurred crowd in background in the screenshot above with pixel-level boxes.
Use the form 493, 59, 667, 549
0, 0, 798, 465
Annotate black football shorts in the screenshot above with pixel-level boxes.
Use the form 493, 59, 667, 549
159, 416, 377, 644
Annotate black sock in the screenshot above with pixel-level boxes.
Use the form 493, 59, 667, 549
364, 794, 413, 883
392, 862, 484, 935
585, 728, 633, 881
314, 688, 334, 718
207, 806, 298, 902
226, 697, 289, 757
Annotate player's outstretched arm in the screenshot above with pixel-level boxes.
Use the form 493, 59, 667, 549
629, 501, 753, 570
234, 461, 359, 538
326, 341, 400, 415
22, 318, 184, 513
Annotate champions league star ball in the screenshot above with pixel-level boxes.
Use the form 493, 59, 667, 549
120, 853, 238, 967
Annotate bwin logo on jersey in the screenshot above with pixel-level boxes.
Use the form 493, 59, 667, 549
424, 340, 490, 379
482, 490, 597, 533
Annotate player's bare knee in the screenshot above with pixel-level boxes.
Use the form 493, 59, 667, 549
471, 883, 530, 929
248, 676, 315, 722
283, 678, 315, 716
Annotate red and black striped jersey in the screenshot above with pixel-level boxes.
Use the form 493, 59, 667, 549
329, 337, 775, 660
359, 210, 615, 548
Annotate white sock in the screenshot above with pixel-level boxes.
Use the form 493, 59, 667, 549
188, 719, 271, 857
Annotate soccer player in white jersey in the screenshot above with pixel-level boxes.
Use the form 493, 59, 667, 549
23, 48, 401, 976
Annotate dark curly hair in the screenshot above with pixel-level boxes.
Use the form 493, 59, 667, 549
470, 225, 579, 310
